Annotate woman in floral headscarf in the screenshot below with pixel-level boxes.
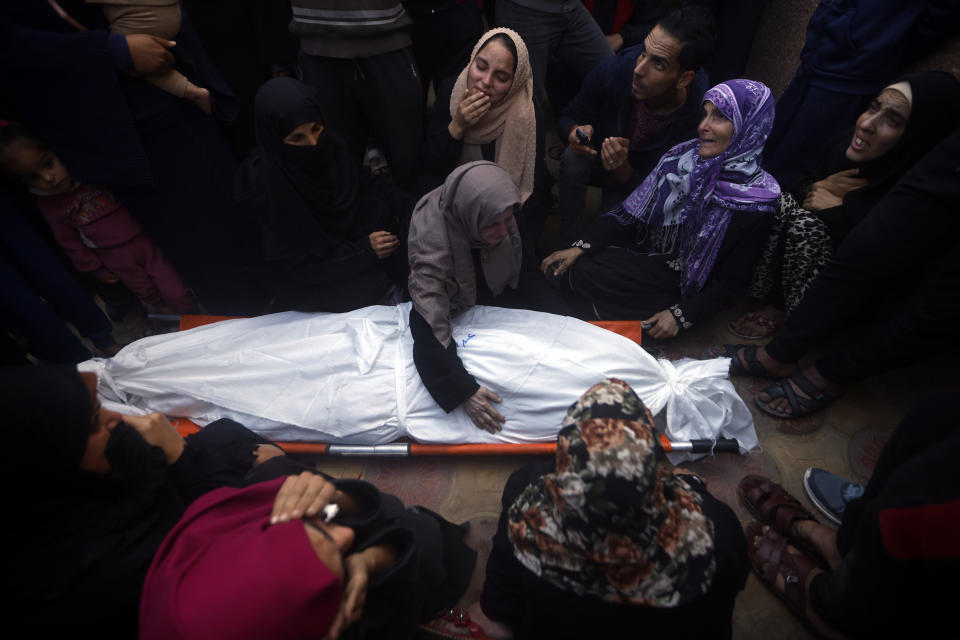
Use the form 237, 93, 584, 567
473, 379, 749, 639
541, 79, 780, 340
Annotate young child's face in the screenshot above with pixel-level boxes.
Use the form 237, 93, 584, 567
1, 139, 74, 194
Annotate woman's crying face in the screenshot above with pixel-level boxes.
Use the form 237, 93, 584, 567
480, 207, 515, 245
467, 40, 515, 106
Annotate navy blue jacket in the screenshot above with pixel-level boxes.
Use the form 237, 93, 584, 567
0, 1, 238, 188
799, 0, 960, 94
557, 43, 708, 190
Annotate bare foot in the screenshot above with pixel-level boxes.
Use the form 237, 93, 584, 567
729, 305, 785, 339
792, 519, 842, 570
757, 364, 841, 416
184, 84, 211, 114
704, 343, 797, 378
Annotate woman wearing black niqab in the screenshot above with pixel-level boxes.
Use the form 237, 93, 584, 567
236, 78, 414, 312
2, 365, 183, 637
1, 365, 305, 637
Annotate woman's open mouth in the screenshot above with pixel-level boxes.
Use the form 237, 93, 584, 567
850, 134, 868, 152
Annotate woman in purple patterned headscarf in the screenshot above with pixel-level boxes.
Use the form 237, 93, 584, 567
541, 79, 780, 340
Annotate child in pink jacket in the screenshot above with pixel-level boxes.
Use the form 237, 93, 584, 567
0, 121, 197, 313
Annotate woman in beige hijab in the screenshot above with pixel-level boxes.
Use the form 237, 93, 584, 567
407, 161, 522, 433
421, 28, 536, 203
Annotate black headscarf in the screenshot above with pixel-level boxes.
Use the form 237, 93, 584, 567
1, 365, 183, 636
5, 364, 91, 470
804, 71, 960, 237
237, 77, 361, 261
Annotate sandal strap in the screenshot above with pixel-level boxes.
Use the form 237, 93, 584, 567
741, 345, 762, 374
754, 528, 787, 582
775, 538, 818, 612
779, 377, 805, 414
723, 344, 781, 379
751, 526, 815, 615
723, 344, 757, 376
788, 370, 837, 403
744, 479, 814, 535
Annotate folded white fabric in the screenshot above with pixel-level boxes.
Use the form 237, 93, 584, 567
81, 303, 756, 457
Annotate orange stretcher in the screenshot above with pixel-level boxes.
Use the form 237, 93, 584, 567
169, 314, 643, 457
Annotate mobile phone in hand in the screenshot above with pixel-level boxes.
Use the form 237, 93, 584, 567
575, 128, 590, 146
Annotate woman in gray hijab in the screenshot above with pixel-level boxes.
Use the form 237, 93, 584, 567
407, 161, 523, 433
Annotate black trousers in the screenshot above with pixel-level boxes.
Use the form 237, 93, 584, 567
410, 1, 484, 103
809, 394, 960, 636
764, 130, 960, 384
299, 49, 424, 190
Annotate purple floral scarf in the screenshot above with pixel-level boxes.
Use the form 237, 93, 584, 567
611, 79, 780, 297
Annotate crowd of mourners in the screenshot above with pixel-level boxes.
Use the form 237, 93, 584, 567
2, 0, 959, 638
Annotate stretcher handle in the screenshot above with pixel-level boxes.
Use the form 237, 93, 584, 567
659, 434, 740, 454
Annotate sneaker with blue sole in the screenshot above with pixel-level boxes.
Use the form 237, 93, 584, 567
803, 467, 865, 525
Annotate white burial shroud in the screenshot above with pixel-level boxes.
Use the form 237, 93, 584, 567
82, 304, 756, 457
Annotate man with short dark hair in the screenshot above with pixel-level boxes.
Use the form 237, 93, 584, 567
556, 6, 716, 244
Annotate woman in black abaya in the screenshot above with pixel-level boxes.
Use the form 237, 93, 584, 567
729, 71, 960, 339
236, 78, 414, 312
2, 365, 304, 637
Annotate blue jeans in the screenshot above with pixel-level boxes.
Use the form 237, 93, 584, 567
557, 146, 631, 244
495, 1, 613, 102
496, 0, 613, 253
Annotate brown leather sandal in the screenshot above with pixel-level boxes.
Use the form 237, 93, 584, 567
739, 475, 818, 538
746, 523, 822, 622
